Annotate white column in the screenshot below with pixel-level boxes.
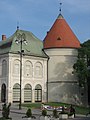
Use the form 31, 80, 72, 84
32, 89, 35, 103
7, 87, 12, 103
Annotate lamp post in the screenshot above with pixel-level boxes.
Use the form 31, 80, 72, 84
15, 33, 27, 110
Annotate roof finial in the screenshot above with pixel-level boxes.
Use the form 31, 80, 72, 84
17, 21, 19, 30
59, 2, 62, 14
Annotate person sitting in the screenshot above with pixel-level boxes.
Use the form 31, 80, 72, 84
69, 104, 75, 117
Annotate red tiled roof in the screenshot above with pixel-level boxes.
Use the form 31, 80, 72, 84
44, 14, 80, 49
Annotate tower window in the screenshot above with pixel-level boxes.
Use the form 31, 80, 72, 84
57, 37, 61, 40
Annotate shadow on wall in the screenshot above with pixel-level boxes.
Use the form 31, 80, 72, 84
49, 56, 77, 81
48, 82, 83, 105
48, 55, 87, 105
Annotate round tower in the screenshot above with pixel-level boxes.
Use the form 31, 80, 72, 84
43, 13, 86, 105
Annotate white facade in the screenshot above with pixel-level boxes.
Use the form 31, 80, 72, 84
0, 53, 48, 103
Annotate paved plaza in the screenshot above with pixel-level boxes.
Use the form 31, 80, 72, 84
0, 103, 90, 120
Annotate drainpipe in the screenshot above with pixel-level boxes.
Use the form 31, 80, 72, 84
42, 49, 49, 103
47, 57, 49, 103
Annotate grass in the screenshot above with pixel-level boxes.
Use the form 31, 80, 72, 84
22, 102, 90, 115
22, 103, 41, 109
75, 106, 89, 115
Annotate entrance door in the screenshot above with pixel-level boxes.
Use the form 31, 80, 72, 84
1, 84, 6, 102
35, 84, 42, 102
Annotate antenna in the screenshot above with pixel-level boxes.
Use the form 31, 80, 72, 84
59, 2, 62, 14
17, 21, 19, 30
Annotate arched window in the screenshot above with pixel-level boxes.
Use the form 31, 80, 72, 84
1, 83, 6, 102
25, 61, 33, 76
13, 60, 20, 75
34, 62, 43, 77
35, 84, 42, 102
2, 60, 7, 77
24, 84, 32, 102
13, 83, 20, 102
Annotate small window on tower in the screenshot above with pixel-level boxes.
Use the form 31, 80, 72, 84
57, 37, 61, 40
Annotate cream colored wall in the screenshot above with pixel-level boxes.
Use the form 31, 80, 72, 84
45, 48, 88, 105
0, 54, 9, 103
0, 54, 47, 103
8, 53, 47, 103
45, 48, 78, 81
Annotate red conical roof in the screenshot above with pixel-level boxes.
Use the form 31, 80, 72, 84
44, 14, 80, 49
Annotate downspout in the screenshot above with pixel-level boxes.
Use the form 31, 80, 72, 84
42, 49, 49, 103
47, 57, 49, 103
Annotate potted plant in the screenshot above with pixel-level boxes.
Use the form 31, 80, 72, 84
25, 108, 33, 120
42, 109, 47, 116
22, 108, 36, 120
40, 109, 50, 120
52, 109, 59, 120
59, 106, 68, 119
0, 103, 12, 120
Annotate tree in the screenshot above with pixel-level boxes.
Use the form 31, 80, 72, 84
73, 39, 90, 87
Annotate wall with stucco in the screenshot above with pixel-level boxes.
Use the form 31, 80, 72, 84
45, 48, 88, 105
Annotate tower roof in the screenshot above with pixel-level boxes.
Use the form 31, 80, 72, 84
44, 14, 80, 49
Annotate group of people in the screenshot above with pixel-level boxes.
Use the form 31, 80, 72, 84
41, 103, 75, 117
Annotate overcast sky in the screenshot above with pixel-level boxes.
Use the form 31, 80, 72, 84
0, 0, 90, 43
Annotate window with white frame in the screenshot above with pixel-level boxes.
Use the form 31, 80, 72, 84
13, 83, 20, 102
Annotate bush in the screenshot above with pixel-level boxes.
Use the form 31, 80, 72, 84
53, 109, 58, 118
2, 103, 11, 119
42, 109, 47, 116
26, 108, 32, 118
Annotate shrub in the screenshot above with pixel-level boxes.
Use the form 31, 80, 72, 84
2, 103, 11, 119
53, 109, 58, 118
26, 108, 32, 118
42, 109, 47, 116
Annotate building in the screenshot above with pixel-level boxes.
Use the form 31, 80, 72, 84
44, 14, 88, 105
0, 30, 48, 103
0, 13, 88, 105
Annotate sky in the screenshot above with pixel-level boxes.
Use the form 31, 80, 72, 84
0, 0, 90, 43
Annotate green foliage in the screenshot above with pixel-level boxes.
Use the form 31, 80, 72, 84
26, 108, 32, 118
2, 103, 11, 119
53, 109, 59, 118
73, 39, 90, 87
73, 59, 88, 87
42, 109, 47, 116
